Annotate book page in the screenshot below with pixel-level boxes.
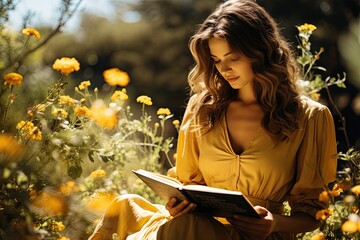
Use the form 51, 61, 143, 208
182, 184, 243, 195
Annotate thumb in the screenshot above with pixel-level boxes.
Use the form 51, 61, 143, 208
254, 206, 269, 216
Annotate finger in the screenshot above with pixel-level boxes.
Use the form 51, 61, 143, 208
168, 199, 190, 216
173, 203, 197, 218
165, 198, 178, 210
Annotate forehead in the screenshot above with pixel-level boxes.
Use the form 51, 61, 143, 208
208, 37, 233, 57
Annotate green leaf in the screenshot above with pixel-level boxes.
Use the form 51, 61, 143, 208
67, 165, 82, 179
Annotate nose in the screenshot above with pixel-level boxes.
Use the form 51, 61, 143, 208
219, 61, 231, 75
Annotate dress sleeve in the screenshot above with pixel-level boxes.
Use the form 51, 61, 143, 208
288, 106, 338, 218
175, 95, 205, 185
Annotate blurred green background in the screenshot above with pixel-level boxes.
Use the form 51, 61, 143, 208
6, 0, 360, 152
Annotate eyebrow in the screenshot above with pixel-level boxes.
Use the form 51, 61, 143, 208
210, 52, 233, 58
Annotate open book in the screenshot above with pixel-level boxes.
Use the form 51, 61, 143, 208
133, 169, 261, 218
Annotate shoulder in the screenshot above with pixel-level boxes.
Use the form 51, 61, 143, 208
299, 95, 330, 120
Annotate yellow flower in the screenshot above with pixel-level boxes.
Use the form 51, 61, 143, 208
310, 93, 320, 101
157, 108, 171, 116
59, 181, 79, 195
31, 190, 68, 217
341, 220, 358, 233
172, 120, 180, 128
51, 221, 65, 231
89, 101, 118, 129
297, 23, 317, 32
33, 103, 46, 113
57, 237, 70, 240
0, 134, 22, 159
78, 80, 91, 90
52, 57, 80, 75
74, 106, 90, 117
310, 232, 325, 240
90, 169, 106, 179
136, 95, 152, 106
22, 28, 40, 39
52, 108, 68, 119
59, 95, 75, 106
333, 180, 351, 191
16, 121, 42, 141
3, 72, 23, 86
315, 209, 333, 220
103, 68, 130, 87
351, 185, 360, 195
154, 122, 160, 128
111, 89, 129, 102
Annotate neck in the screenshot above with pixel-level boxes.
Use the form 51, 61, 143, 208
237, 87, 257, 104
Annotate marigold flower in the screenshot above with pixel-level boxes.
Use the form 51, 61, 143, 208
59, 95, 75, 106
3, 72, 23, 86
333, 180, 351, 191
33, 103, 46, 113
74, 106, 90, 117
315, 209, 333, 220
136, 95, 152, 106
90, 169, 106, 179
22, 28, 40, 39
310, 93, 320, 101
297, 23, 317, 32
58, 237, 70, 240
351, 185, 360, 195
157, 108, 171, 116
78, 80, 91, 90
310, 232, 325, 240
103, 68, 130, 87
53, 57, 80, 75
341, 220, 358, 233
111, 89, 129, 102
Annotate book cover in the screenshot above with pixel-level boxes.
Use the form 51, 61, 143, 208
133, 169, 261, 218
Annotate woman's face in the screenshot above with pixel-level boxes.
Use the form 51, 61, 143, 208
208, 37, 255, 90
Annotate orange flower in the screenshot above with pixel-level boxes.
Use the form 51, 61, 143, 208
310, 232, 326, 240
3, 72, 23, 86
53, 57, 80, 75
86, 191, 118, 214
31, 190, 68, 217
351, 185, 360, 195
315, 209, 333, 220
90, 169, 106, 179
341, 220, 358, 233
103, 68, 130, 87
0, 134, 22, 159
22, 28, 40, 39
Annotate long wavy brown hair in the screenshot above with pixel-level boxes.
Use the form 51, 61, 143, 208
187, 0, 301, 142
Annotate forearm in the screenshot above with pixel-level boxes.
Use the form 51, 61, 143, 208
273, 213, 320, 233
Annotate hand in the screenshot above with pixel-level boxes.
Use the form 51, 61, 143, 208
226, 206, 276, 239
165, 197, 197, 218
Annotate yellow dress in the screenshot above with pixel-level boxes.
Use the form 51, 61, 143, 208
88, 96, 337, 240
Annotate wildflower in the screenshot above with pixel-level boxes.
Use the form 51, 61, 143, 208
58, 237, 70, 240
333, 180, 351, 191
33, 103, 46, 113
31, 190, 68, 216
157, 108, 171, 116
51, 221, 65, 231
8, 93, 16, 100
22, 28, 40, 39
53, 57, 80, 75
0, 134, 22, 159
90, 169, 106, 179
310, 232, 325, 240
297, 23, 317, 33
315, 209, 333, 220
341, 220, 358, 233
78, 80, 91, 90
3, 72, 23, 86
318, 191, 330, 203
59, 95, 75, 106
86, 191, 118, 214
111, 89, 129, 102
52, 108, 68, 119
103, 68, 130, 87
310, 93, 320, 101
172, 120, 180, 128
59, 181, 79, 195
16, 121, 42, 141
89, 101, 118, 129
351, 185, 360, 195
74, 106, 90, 117
154, 122, 160, 128
136, 95, 152, 106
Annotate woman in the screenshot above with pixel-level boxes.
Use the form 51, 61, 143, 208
89, 0, 337, 239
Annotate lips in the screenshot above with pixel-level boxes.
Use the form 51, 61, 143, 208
226, 76, 239, 82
